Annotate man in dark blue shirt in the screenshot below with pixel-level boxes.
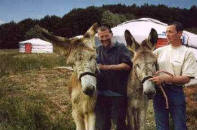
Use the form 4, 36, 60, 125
95, 25, 132, 130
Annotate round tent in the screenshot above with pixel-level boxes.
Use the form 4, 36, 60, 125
109, 18, 197, 59
112, 18, 168, 47
19, 38, 53, 53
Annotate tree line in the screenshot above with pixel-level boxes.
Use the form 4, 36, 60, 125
0, 4, 197, 49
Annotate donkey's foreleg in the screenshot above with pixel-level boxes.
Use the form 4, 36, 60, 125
139, 109, 146, 130
87, 112, 96, 130
84, 114, 88, 130
127, 107, 136, 130
72, 111, 85, 130
139, 101, 148, 130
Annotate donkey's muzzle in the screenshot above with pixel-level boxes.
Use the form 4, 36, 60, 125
143, 79, 156, 99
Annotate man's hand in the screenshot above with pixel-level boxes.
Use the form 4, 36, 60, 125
149, 75, 173, 85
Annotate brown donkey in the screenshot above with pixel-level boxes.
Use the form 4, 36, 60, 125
39, 23, 98, 130
124, 29, 158, 130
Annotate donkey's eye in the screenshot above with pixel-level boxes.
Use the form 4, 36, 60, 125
135, 64, 140, 69
76, 53, 83, 61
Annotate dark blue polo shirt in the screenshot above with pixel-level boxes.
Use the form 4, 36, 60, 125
96, 42, 133, 96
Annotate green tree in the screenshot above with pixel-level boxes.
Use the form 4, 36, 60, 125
24, 25, 45, 40
0, 21, 21, 49
39, 15, 62, 33
101, 10, 128, 27
60, 6, 103, 37
18, 18, 39, 36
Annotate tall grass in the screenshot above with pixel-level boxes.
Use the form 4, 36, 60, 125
0, 49, 67, 77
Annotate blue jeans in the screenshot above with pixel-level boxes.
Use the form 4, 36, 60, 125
153, 85, 187, 130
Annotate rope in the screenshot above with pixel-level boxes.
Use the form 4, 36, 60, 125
159, 84, 169, 109
154, 70, 174, 109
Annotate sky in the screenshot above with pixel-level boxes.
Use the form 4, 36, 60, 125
0, 0, 197, 24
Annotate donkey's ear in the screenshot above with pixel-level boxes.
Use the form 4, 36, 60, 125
82, 23, 98, 50
147, 28, 158, 50
39, 26, 71, 48
124, 30, 139, 51
83, 23, 98, 38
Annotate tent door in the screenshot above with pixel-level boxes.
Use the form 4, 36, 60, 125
25, 43, 32, 53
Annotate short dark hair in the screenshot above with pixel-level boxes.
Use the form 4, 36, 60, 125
97, 24, 113, 34
169, 22, 184, 32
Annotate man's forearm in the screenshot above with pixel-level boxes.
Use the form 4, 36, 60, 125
171, 75, 190, 85
98, 63, 131, 71
162, 75, 190, 85
150, 75, 190, 85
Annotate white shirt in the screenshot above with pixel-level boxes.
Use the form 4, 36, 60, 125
154, 44, 197, 78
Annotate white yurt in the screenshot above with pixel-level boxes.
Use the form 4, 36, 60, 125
103, 18, 197, 59
19, 38, 53, 53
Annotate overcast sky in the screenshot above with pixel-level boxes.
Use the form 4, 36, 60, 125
0, 0, 196, 24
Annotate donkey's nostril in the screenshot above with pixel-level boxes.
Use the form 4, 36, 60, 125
144, 91, 156, 99
83, 87, 95, 96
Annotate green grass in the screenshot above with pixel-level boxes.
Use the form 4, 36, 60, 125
0, 49, 67, 77
0, 68, 75, 130
0, 49, 75, 130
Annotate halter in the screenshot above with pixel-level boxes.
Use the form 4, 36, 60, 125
79, 72, 97, 81
141, 76, 153, 84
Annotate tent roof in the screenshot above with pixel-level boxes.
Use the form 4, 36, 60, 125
112, 18, 168, 44
182, 31, 197, 48
118, 17, 167, 27
19, 38, 52, 46
111, 18, 197, 47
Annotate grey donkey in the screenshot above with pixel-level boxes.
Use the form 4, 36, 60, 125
125, 28, 158, 130
39, 23, 99, 130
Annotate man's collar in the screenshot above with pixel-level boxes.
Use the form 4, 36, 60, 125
102, 42, 117, 51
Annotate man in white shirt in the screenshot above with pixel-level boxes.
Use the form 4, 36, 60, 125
150, 22, 197, 130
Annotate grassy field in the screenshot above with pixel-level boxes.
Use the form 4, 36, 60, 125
0, 49, 197, 130
0, 49, 75, 130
